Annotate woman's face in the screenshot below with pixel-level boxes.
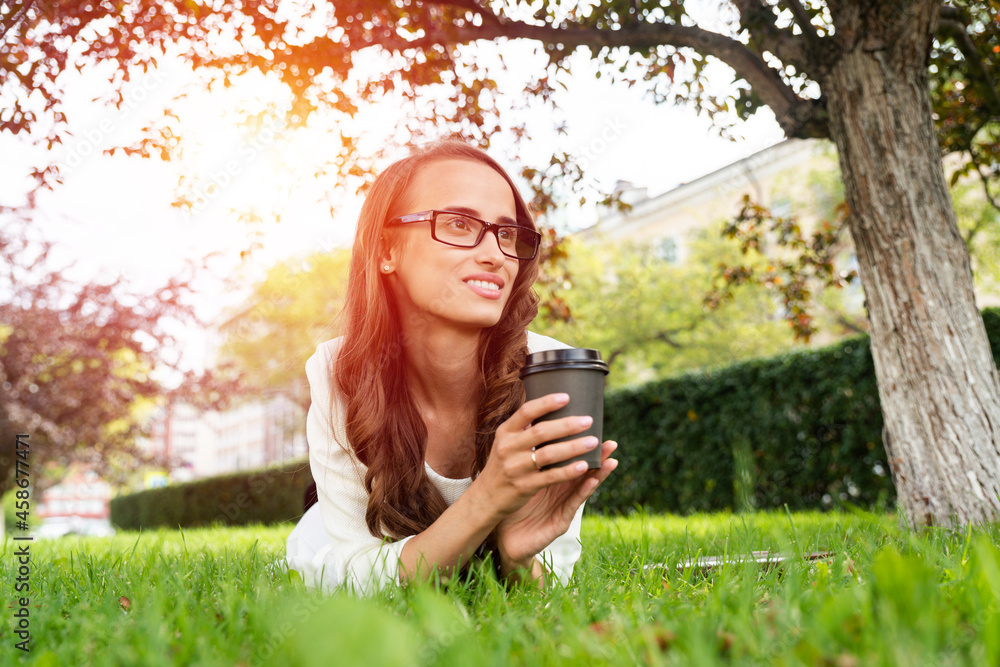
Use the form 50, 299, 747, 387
384, 158, 522, 333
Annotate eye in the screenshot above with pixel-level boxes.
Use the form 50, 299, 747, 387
440, 214, 475, 231
496, 227, 516, 242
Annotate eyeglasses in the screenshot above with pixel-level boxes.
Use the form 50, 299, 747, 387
385, 210, 541, 260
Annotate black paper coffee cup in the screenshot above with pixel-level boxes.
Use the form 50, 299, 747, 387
520, 348, 609, 470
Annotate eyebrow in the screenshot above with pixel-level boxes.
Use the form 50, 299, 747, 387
443, 206, 518, 227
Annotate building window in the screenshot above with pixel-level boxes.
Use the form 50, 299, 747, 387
656, 238, 679, 264
771, 196, 792, 219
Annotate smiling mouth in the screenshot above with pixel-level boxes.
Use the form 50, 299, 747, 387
465, 279, 501, 291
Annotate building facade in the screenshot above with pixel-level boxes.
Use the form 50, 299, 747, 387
577, 139, 841, 262
139, 393, 307, 484
575, 137, 998, 311
35, 465, 114, 536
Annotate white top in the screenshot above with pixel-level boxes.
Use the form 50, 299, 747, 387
285, 331, 585, 595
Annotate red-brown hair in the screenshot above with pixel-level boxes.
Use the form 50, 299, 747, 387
333, 140, 540, 542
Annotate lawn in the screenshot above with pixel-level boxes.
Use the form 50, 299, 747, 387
2, 510, 999, 665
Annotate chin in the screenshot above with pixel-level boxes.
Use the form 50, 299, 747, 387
462, 307, 506, 330
467, 315, 504, 330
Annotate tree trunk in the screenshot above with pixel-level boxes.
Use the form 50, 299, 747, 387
823, 0, 1000, 526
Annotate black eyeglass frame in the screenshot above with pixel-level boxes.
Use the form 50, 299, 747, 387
385, 210, 541, 260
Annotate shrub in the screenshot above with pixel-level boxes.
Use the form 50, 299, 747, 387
589, 307, 1000, 515
110, 458, 313, 530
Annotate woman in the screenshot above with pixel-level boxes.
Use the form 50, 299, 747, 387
285, 141, 618, 595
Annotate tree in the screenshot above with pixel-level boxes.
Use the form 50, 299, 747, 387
3, 0, 1000, 526
0, 199, 248, 495
953, 179, 1000, 296
713, 141, 1000, 340
533, 231, 803, 387
705, 140, 867, 342
216, 248, 353, 410
933, 3, 1000, 219
0, 216, 193, 495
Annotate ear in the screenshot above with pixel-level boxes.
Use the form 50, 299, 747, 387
378, 236, 397, 273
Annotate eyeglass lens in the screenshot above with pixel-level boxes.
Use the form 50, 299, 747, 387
433, 212, 536, 259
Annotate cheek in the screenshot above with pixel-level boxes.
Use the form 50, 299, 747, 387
394, 237, 433, 277
508, 259, 520, 283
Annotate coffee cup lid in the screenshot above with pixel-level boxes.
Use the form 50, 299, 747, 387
520, 347, 609, 377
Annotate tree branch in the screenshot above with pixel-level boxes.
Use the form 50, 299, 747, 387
939, 4, 965, 22
835, 314, 867, 336
370, 18, 827, 138
420, 0, 504, 27
605, 314, 710, 366
937, 19, 1000, 116
0, 0, 36, 41
966, 148, 1000, 221
732, 0, 809, 71
652, 329, 686, 348
782, 0, 821, 44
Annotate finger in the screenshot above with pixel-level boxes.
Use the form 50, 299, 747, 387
558, 459, 617, 519
580, 456, 618, 491
590, 457, 618, 485
522, 414, 595, 451
501, 392, 571, 432
535, 458, 594, 488
599, 440, 618, 461
530, 435, 600, 470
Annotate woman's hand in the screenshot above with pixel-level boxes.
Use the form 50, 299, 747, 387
473, 393, 598, 517
495, 439, 618, 571
469, 392, 618, 569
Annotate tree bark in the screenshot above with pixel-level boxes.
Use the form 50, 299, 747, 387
823, 0, 1000, 526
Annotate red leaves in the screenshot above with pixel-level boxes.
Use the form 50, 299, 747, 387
0, 220, 220, 490
589, 619, 677, 653
588, 620, 611, 635
717, 629, 736, 654
706, 195, 856, 342
653, 625, 678, 651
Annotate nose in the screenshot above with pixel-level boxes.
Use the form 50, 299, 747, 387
475, 229, 507, 266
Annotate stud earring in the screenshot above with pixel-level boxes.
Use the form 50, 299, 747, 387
383, 265, 391, 272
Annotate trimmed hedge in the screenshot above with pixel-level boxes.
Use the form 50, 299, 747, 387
110, 458, 313, 530
112, 308, 1000, 527
588, 307, 1000, 515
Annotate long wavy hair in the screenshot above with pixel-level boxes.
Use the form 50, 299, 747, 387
333, 141, 540, 544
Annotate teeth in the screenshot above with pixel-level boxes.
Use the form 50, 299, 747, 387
467, 279, 500, 291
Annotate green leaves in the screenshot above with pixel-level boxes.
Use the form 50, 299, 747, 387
217, 248, 353, 410
932, 0, 1000, 218
708, 194, 855, 342
531, 232, 798, 389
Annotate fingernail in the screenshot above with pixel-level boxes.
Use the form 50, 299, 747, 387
554, 393, 570, 403
574, 461, 588, 472
584, 437, 599, 449
578, 416, 593, 427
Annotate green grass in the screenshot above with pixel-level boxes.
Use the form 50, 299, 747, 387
3, 511, 999, 665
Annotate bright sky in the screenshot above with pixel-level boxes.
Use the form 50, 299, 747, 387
0, 34, 785, 379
